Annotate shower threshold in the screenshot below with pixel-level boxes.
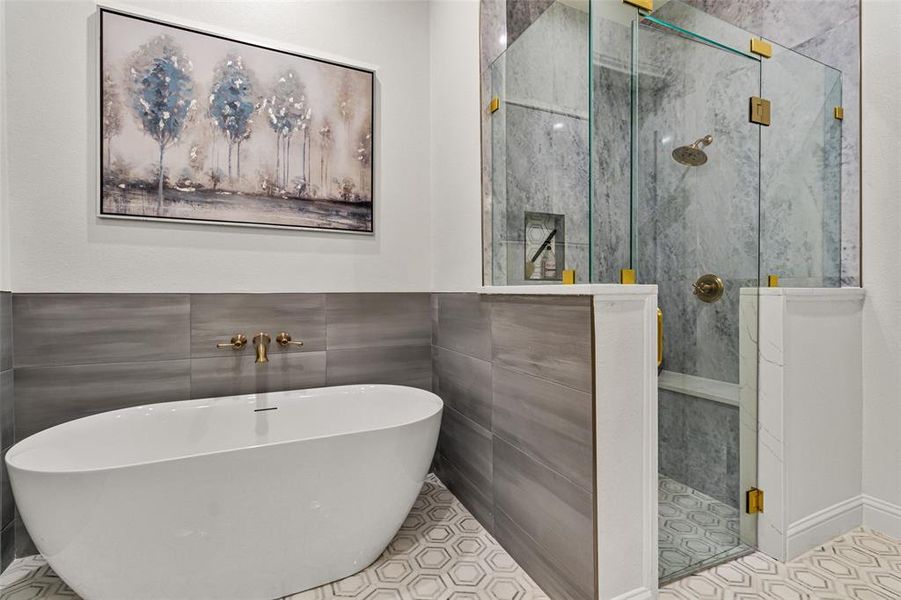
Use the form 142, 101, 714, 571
658, 475, 753, 585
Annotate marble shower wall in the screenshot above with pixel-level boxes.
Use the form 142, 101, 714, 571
484, 2, 591, 285
482, 0, 860, 286
632, 18, 761, 382
677, 0, 860, 285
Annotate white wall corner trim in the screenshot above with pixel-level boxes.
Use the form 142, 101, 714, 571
862, 495, 901, 541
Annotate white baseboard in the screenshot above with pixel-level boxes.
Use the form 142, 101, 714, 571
786, 495, 863, 559
863, 494, 901, 540
609, 587, 653, 600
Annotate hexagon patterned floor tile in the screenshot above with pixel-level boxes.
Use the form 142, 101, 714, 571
659, 475, 752, 583
0, 475, 549, 600
662, 527, 901, 600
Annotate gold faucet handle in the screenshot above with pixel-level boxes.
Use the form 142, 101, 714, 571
276, 332, 304, 348
217, 334, 248, 350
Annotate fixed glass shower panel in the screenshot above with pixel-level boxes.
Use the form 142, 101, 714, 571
488, 1, 590, 285
761, 47, 843, 287
631, 13, 761, 583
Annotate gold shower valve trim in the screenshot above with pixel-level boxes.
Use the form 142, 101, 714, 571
750, 38, 773, 58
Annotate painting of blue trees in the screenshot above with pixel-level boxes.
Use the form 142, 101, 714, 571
100, 9, 374, 233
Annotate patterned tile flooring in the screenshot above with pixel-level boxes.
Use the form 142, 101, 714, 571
659, 475, 751, 583
0, 475, 549, 600
662, 527, 901, 599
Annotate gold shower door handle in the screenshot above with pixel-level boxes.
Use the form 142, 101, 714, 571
657, 308, 663, 368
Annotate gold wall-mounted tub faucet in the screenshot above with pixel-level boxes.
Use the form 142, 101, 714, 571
253, 333, 271, 364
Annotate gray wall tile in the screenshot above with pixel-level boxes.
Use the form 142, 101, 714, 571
0, 293, 11, 372
433, 293, 492, 360
490, 296, 592, 392
0, 449, 11, 530
0, 370, 12, 451
190, 351, 326, 399
15, 513, 35, 557
15, 360, 191, 440
493, 438, 594, 600
438, 406, 493, 492
494, 509, 590, 600
326, 293, 431, 350
190, 294, 326, 358
13, 294, 190, 368
0, 521, 12, 572
433, 452, 494, 532
432, 346, 492, 430
326, 344, 431, 390
492, 366, 593, 491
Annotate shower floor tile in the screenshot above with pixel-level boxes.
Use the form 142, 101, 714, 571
658, 475, 751, 583
0, 474, 549, 600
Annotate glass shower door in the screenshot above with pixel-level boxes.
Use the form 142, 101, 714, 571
631, 16, 761, 583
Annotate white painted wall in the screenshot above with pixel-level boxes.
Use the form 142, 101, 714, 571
0, 1, 9, 291
429, 0, 482, 292
3, 0, 440, 293
861, 0, 901, 539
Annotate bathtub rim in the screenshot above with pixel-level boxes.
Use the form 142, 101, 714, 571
7, 384, 443, 476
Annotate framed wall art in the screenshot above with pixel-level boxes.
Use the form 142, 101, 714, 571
100, 8, 375, 233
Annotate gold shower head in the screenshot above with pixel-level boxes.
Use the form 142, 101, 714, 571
672, 135, 713, 166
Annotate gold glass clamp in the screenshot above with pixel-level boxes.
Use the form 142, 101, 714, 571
216, 334, 248, 350
276, 332, 304, 348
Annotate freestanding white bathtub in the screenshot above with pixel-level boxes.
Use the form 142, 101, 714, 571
7, 384, 442, 600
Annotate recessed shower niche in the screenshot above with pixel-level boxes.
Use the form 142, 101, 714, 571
482, 0, 844, 584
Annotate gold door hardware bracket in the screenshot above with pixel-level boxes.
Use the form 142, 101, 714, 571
216, 334, 248, 350
276, 332, 304, 348
623, 0, 653, 11
750, 38, 773, 58
620, 268, 636, 285
747, 487, 765, 514
692, 274, 725, 303
768, 274, 780, 287
657, 308, 663, 368
562, 269, 576, 285
489, 96, 500, 113
834, 106, 844, 120
750, 96, 772, 126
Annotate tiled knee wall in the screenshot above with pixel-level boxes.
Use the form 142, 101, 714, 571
8, 292, 433, 556
432, 293, 596, 600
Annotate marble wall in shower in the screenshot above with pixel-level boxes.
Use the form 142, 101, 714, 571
484, 1, 591, 285
632, 16, 761, 383
680, 0, 860, 286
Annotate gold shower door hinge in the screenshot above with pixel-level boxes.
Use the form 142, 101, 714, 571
747, 488, 765, 514
620, 269, 636, 284
489, 96, 500, 113
834, 106, 845, 120
750, 96, 772, 126
623, 0, 653, 11
750, 38, 773, 58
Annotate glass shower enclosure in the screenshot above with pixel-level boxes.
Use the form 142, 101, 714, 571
485, 0, 842, 584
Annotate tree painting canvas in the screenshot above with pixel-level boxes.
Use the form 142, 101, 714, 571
100, 9, 374, 232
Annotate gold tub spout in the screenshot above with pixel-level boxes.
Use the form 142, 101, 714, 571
253, 333, 271, 364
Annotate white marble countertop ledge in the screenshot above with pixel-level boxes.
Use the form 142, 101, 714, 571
740, 287, 865, 299
480, 284, 657, 296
